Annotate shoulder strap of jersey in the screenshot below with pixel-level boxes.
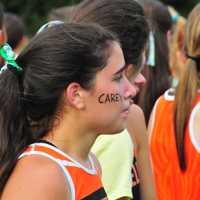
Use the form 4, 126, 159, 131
19, 143, 76, 200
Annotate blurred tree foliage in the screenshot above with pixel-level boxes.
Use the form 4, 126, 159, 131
1, 0, 81, 35
161, 0, 199, 16
1, 0, 199, 35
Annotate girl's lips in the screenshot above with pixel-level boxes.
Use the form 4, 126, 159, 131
130, 98, 134, 104
121, 107, 130, 118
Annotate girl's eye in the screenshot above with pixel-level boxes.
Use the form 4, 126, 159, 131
125, 67, 135, 81
125, 65, 142, 81
113, 73, 123, 81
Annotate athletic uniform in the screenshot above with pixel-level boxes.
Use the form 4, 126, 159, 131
132, 156, 141, 200
19, 142, 107, 200
92, 129, 141, 199
150, 88, 200, 200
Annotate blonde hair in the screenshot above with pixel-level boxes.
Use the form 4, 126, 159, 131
174, 3, 200, 170
168, 8, 186, 81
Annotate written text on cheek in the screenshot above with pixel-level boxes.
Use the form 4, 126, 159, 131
98, 93, 122, 104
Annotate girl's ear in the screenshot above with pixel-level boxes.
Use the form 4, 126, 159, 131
0, 30, 4, 46
0, 28, 7, 65
167, 30, 172, 43
64, 82, 86, 109
176, 49, 187, 65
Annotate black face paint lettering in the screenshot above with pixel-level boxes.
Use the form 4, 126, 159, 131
98, 93, 105, 104
105, 94, 111, 103
98, 93, 122, 104
115, 93, 122, 102
110, 93, 115, 102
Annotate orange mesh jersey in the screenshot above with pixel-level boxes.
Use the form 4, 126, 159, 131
150, 89, 200, 200
19, 142, 107, 200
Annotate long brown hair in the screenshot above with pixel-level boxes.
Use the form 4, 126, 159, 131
168, 7, 186, 82
70, 0, 149, 69
0, 23, 117, 192
174, 3, 200, 170
136, 0, 172, 124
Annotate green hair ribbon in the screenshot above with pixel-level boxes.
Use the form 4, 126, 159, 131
0, 43, 22, 74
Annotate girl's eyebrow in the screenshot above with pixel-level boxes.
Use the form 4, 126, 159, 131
114, 64, 128, 75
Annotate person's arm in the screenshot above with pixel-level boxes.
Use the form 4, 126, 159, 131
127, 104, 156, 200
1, 155, 70, 200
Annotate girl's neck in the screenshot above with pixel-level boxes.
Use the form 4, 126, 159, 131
42, 117, 97, 165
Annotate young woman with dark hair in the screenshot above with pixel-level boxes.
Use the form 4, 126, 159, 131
70, 1, 156, 199
0, 22, 135, 199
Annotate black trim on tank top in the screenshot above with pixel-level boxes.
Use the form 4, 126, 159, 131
132, 156, 141, 200
82, 187, 107, 200
36, 140, 57, 148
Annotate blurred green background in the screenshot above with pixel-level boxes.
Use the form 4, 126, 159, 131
1, 0, 199, 35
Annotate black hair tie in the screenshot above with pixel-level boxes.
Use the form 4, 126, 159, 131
186, 54, 200, 65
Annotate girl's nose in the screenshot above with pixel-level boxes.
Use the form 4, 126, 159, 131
134, 73, 146, 87
124, 76, 138, 100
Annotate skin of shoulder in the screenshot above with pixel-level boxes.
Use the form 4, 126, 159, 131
1, 155, 70, 200
127, 104, 156, 200
127, 104, 147, 149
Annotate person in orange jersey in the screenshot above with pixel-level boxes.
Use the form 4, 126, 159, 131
149, 3, 200, 200
0, 22, 136, 200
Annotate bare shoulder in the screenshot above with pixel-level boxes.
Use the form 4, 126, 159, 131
127, 104, 146, 128
127, 104, 147, 147
1, 155, 69, 200
127, 104, 145, 122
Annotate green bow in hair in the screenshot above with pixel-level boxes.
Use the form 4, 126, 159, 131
0, 43, 22, 74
